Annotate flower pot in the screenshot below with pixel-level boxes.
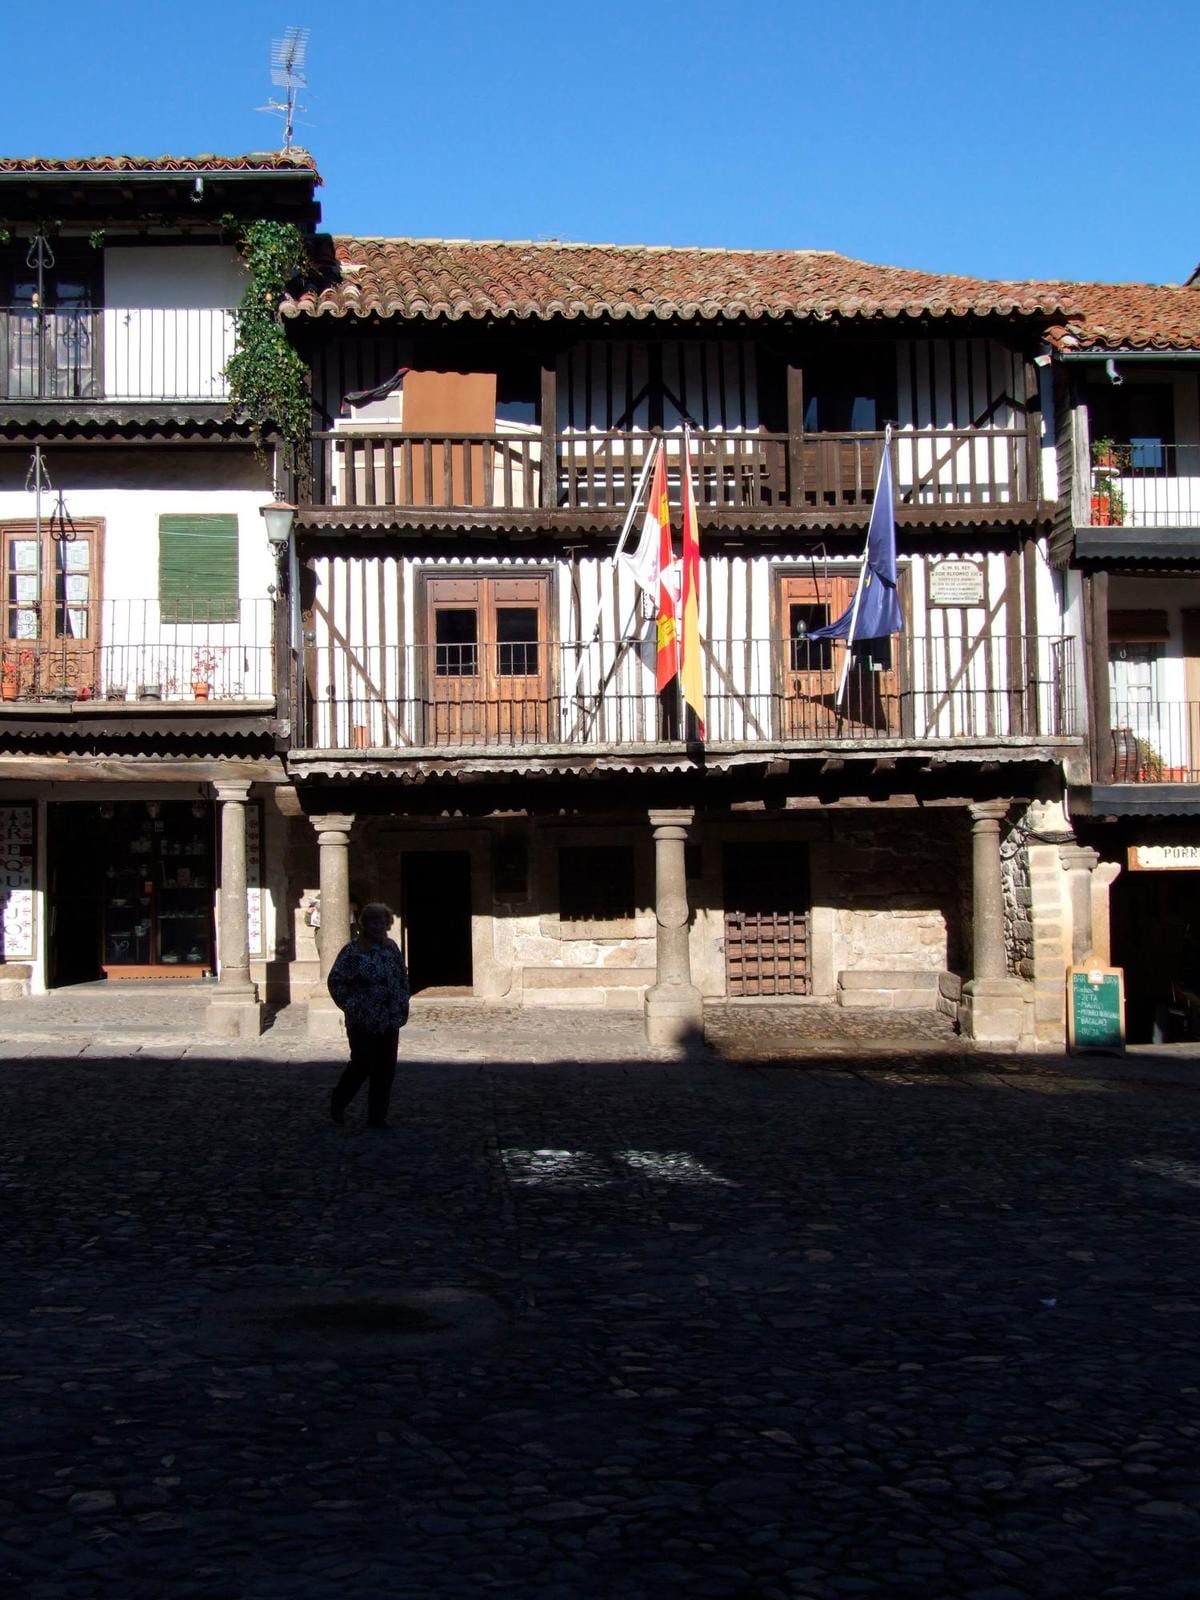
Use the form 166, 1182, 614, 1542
1091, 493, 1113, 527
138, 684, 162, 702
192, 681, 211, 701
1, 681, 16, 702
106, 686, 127, 702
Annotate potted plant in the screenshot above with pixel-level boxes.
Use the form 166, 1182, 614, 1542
1090, 479, 1128, 526
106, 683, 128, 702
191, 648, 220, 701
1, 651, 27, 702
138, 682, 162, 701
1091, 436, 1121, 473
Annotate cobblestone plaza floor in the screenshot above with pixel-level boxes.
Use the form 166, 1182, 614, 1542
1, 1009, 1198, 1598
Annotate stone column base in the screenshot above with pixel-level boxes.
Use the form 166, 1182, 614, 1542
306, 994, 346, 1042
959, 977, 1034, 1051
644, 983, 704, 1050
205, 994, 266, 1039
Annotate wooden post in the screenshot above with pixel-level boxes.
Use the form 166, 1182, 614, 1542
1085, 572, 1112, 783
540, 357, 557, 510
1004, 547, 1024, 735
786, 362, 805, 508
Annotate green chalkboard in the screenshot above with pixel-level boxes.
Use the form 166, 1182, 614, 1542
1068, 967, 1125, 1054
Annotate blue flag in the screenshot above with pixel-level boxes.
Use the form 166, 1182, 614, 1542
810, 439, 902, 642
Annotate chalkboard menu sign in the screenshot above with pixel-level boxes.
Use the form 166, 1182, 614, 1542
1067, 965, 1125, 1054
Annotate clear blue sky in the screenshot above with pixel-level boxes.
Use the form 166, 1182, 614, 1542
2, 0, 1195, 286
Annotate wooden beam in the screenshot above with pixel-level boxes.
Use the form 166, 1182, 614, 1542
540, 358, 557, 511
1086, 571, 1112, 783
786, 363, 804, 506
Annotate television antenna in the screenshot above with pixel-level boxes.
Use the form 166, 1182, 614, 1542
258, 26, 310, 153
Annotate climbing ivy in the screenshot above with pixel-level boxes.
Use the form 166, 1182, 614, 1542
224, 220, 310, 450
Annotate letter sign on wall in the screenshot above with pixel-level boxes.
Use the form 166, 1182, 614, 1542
929, 560, 985, 607
0, 804, 35, 961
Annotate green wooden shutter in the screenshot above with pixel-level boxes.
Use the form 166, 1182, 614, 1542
158, 514, 239, 623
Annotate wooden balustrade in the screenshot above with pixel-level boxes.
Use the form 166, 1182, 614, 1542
307, 428, 1037, 516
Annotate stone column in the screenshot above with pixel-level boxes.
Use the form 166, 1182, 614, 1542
307, 813, 354, 1039
204, 780, 265, 1038
1091, 860, 1122, 967
960, 800, 1033, 1049
644, 808, 703, 1049
1059, 842, 1101, 964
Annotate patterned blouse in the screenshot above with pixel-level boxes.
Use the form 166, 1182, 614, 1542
327, 939, 411, 1033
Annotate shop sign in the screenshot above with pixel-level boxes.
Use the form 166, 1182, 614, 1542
0, 804, 35, 960
1128, 844, 1200, 872
929, 560, 985, 606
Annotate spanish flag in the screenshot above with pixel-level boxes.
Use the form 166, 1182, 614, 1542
651, 449, 680, 693
679, 429, 705, 738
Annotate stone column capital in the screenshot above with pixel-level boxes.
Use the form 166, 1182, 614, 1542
310, 812, 355, 845
1058, 843, 1100, 874
968, 799, 1011, 830
212, 780, 253, 804
648, 808, 695, 837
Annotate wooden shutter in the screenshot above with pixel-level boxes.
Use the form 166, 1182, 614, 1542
159, 514, 239, 623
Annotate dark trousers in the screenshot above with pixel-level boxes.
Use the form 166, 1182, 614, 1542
331, 1027, 400, 1126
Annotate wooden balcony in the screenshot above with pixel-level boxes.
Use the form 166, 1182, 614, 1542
296, 635, 1076, 755
303, 427, 1040, 532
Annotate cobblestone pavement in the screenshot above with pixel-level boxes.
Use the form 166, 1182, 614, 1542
1, 1025, 1198, 1599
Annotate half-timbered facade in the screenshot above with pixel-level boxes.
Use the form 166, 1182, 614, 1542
274, 239, 1086, 1047
0, 154, 320, 1032
1047, 276, 1200, 1040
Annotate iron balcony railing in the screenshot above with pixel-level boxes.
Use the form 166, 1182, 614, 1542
309, 427, 1038, 517
1089, 443, 1200, 528
0, 598, 275, 705
1109, 701, 1200, 782
298, 634, 1076, 752
0, 306, 237, 403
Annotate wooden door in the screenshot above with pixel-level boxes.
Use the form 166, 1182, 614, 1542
723, 841, 811, 997
425, 573, 550, 745
778, 571, 900, 738
2, 525, 101, 698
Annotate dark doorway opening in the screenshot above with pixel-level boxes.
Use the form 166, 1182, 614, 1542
402, 850, 473, 994
48, 802, 105, 987
1111, 868, 1200, 1042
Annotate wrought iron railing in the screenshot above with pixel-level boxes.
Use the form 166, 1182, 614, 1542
309, 427, 1038, 516
1109, 701, 1200, 782
1089, 443, 1200, 528
0, 306, 236, 402
298, 634, 1075, 751
0, 598, 275, 704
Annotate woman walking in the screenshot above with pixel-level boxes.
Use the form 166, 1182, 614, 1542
327, 902, 410, 1129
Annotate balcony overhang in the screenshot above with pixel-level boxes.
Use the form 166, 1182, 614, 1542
297, 502, 1046, 541
287, 735, 1081, 786
0, 404, 254, 443
1073, 526, 1200, 563
1070, 783, 1200, 817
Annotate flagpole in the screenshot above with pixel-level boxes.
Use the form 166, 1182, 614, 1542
571, 436, 662, 700
834, 424, 892, 710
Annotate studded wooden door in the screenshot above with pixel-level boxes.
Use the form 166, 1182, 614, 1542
722, 841, 812, 997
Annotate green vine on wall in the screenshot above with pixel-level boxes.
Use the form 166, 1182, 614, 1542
225, 220, 309, 451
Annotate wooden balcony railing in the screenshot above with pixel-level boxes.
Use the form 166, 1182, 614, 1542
0, 598, 275, 705
298, 635, 1075, 752
308, 427, 1038, 517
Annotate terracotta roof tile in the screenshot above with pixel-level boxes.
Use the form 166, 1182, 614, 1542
281, 236, 1077, 325
0, 151, 318, 176
1045, 280, 1200, 351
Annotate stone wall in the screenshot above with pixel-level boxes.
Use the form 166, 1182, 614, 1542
820, 814, 967, 980
1002, 828, 1035, 980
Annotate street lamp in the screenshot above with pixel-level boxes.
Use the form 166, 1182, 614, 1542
260, 500, 296, 550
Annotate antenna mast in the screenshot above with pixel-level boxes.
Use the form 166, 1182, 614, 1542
258, 26, 310, 153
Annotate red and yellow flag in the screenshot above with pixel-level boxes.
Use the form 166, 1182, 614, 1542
651, 449, 679, 693
679, 430, 705, 738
